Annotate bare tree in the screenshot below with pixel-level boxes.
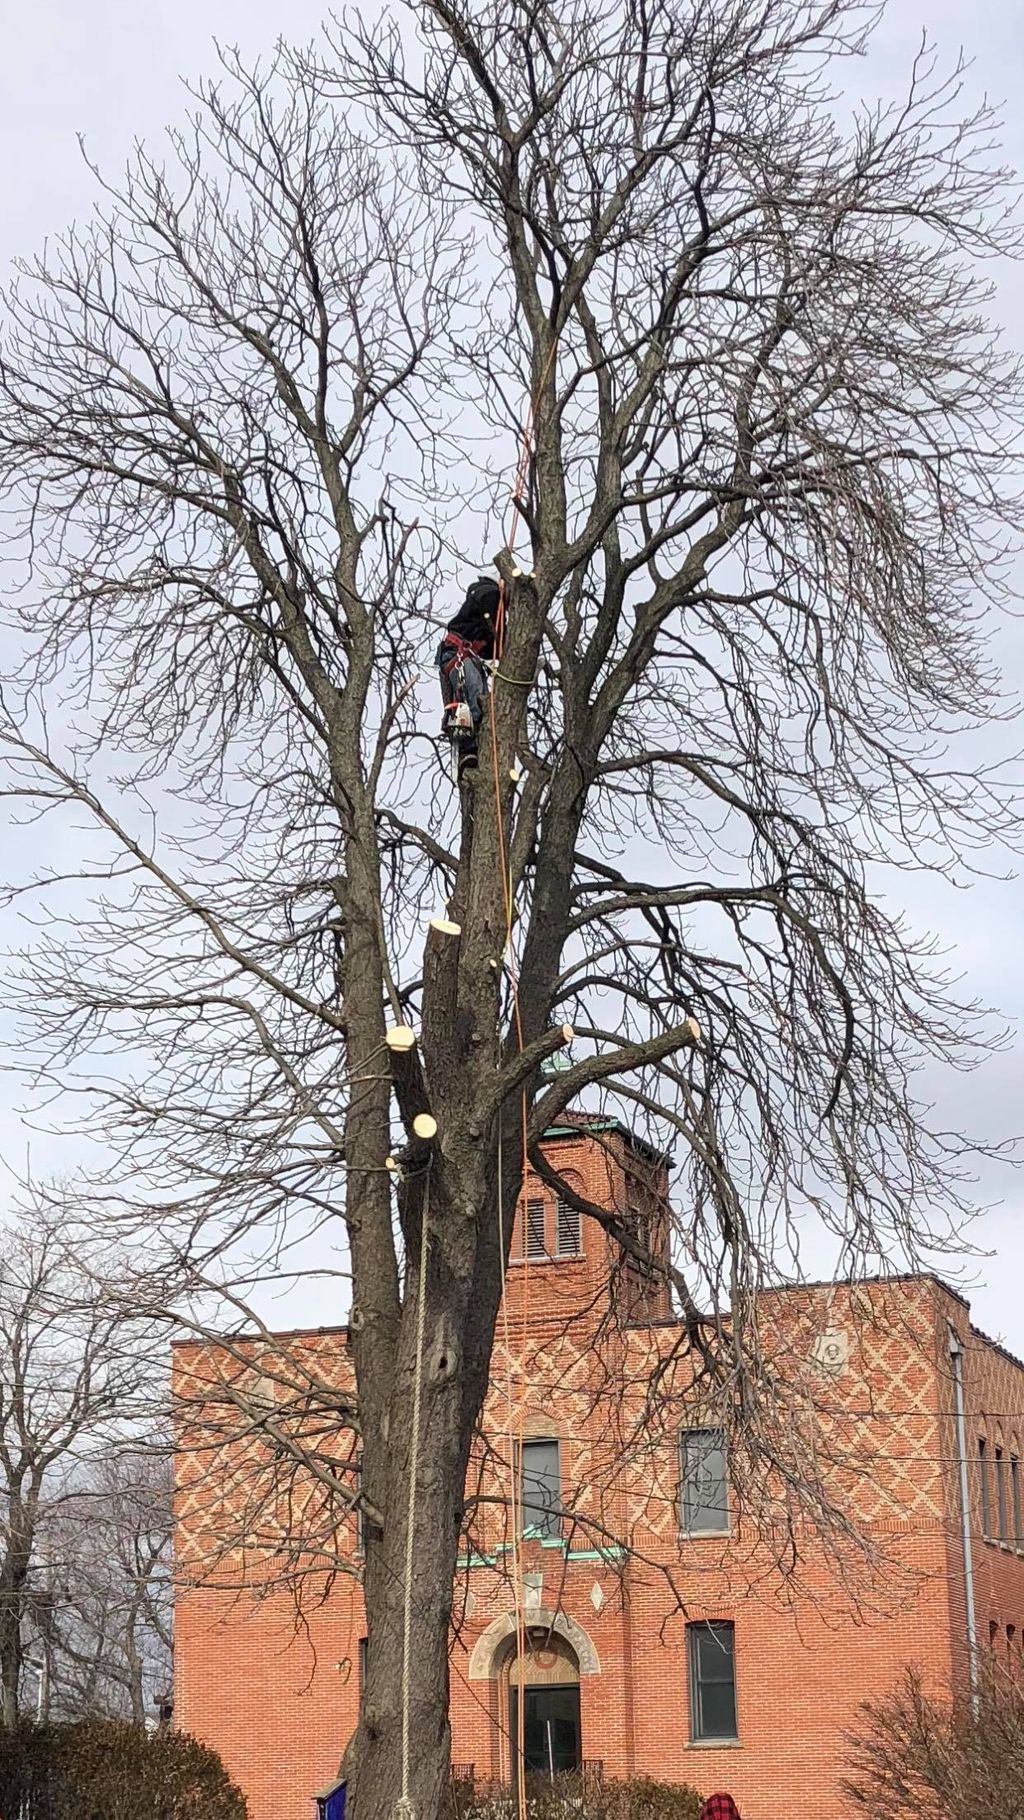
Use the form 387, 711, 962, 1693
0, 0, 1020, 1811
0, 1216, 156, 1725
843, 1662, 1024, 1820
40, 1448, 172, 1726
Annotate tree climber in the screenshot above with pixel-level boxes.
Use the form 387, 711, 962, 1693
436, 575, 501, 774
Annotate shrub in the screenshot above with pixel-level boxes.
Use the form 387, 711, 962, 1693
444, 1771, 703, 1820
843, 1662, 1024, 1820
0, 1719, 248, 1820
602, 1776, 704, 1820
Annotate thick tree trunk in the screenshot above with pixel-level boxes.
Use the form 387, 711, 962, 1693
343, 1157, 505, 1820
344, 1447, 462, 1820
340, 1288, 476, 1812
340, 578, 539, 1820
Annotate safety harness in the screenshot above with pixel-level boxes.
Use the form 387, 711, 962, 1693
439, 630, 488, 678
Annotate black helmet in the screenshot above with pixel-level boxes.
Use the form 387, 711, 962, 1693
463, 575, 501, 616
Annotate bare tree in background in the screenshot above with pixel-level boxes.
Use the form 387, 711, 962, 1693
0, 0, 1021, 1810
40, 1449, 172, 1726
0, 1216, 157, 1726
843, 1663, 1024, 1820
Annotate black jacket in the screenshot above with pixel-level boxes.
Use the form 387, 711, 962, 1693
444, 578, 501, 659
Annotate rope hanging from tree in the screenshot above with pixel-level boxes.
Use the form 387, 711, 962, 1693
485, 382, 554, 1818
392, 1163, 432, 1820
391, 340, 556, 1820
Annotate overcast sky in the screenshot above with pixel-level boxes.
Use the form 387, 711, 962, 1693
0, 0, 1022, 1346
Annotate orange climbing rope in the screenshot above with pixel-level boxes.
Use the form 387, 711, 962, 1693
487, 337, 559, 1818
489, 574, 530, 1819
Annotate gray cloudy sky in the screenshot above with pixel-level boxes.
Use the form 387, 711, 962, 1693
0, 0, 1022, 1344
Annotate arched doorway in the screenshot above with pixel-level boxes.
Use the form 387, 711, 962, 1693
505, 1627, 582, 1778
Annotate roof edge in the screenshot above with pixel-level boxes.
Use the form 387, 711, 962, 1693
171, 1322, 350, 1350
970, 1322, 1024, 1375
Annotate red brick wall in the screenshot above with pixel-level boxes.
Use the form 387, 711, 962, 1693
962, 1321, 1024, 1675
175, 1586, 363, 1818
172, 1141, 1024, 1820
174, 1534, 957, 1820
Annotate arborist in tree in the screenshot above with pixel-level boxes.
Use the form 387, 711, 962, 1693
437, 574, 502, 775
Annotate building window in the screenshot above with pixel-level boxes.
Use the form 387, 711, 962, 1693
556, 1198, 582, 1258
980, 1438, 992, 1537
358, 1637, 368, 1706
680, 1430, 729, 1534
520, 1438, 561, 1538
997, 1446, 1009, 1540
688, 1621, 737, 1742
1012, 1457, 1022, 1547
524, 1199, 547, 1259
623, 1173, 658, 1280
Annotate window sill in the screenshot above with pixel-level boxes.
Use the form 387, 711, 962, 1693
508, 1255, 584, 1266
679, 1529, 733, 1541
686, 1740, 742, 1751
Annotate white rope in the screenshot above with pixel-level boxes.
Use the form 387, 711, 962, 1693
396, 1165, 431, 1820
495, 1123, 528, 1820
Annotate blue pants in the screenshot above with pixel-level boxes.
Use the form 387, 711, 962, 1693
438, 643, 488, 735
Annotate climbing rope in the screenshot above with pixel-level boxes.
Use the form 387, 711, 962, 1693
487, 563, 541, 1814
395, 1164, 432, 1820
495, 1119, 529, 1818
389, 332, 557, 1817
483, 329, 564, 1815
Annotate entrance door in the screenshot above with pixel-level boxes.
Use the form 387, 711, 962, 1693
510, 1684, 582, 1776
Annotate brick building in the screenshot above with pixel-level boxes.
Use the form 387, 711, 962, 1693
173, 1122, 1024, 1820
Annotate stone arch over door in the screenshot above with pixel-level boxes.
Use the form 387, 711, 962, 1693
467, 1610, 600, 1680
506, 1628, 580, 1688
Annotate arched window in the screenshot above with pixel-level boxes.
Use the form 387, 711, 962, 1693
995, 1436, 1009, 1541
979, 1435, 992, 1537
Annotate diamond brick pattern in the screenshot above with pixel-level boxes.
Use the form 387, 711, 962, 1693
173, 1130, 1024, 1820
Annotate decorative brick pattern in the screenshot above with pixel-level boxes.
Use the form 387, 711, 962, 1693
173, 1132, 1024, 1820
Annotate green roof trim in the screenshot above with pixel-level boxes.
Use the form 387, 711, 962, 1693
542, 1119, 667, 1166
543, 1119, 621, 1137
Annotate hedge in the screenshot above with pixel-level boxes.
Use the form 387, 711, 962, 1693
0, 1718, 248, 1820
445, 1771, 704, 1820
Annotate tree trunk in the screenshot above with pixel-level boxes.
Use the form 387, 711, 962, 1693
345, 1479, 460, 1820
125, 1602, 147, 1725
0, 1507, 31, 1727
339, 579, 538, 1819
343, 1128, 514, 1820
0, 1608, 20, 1728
